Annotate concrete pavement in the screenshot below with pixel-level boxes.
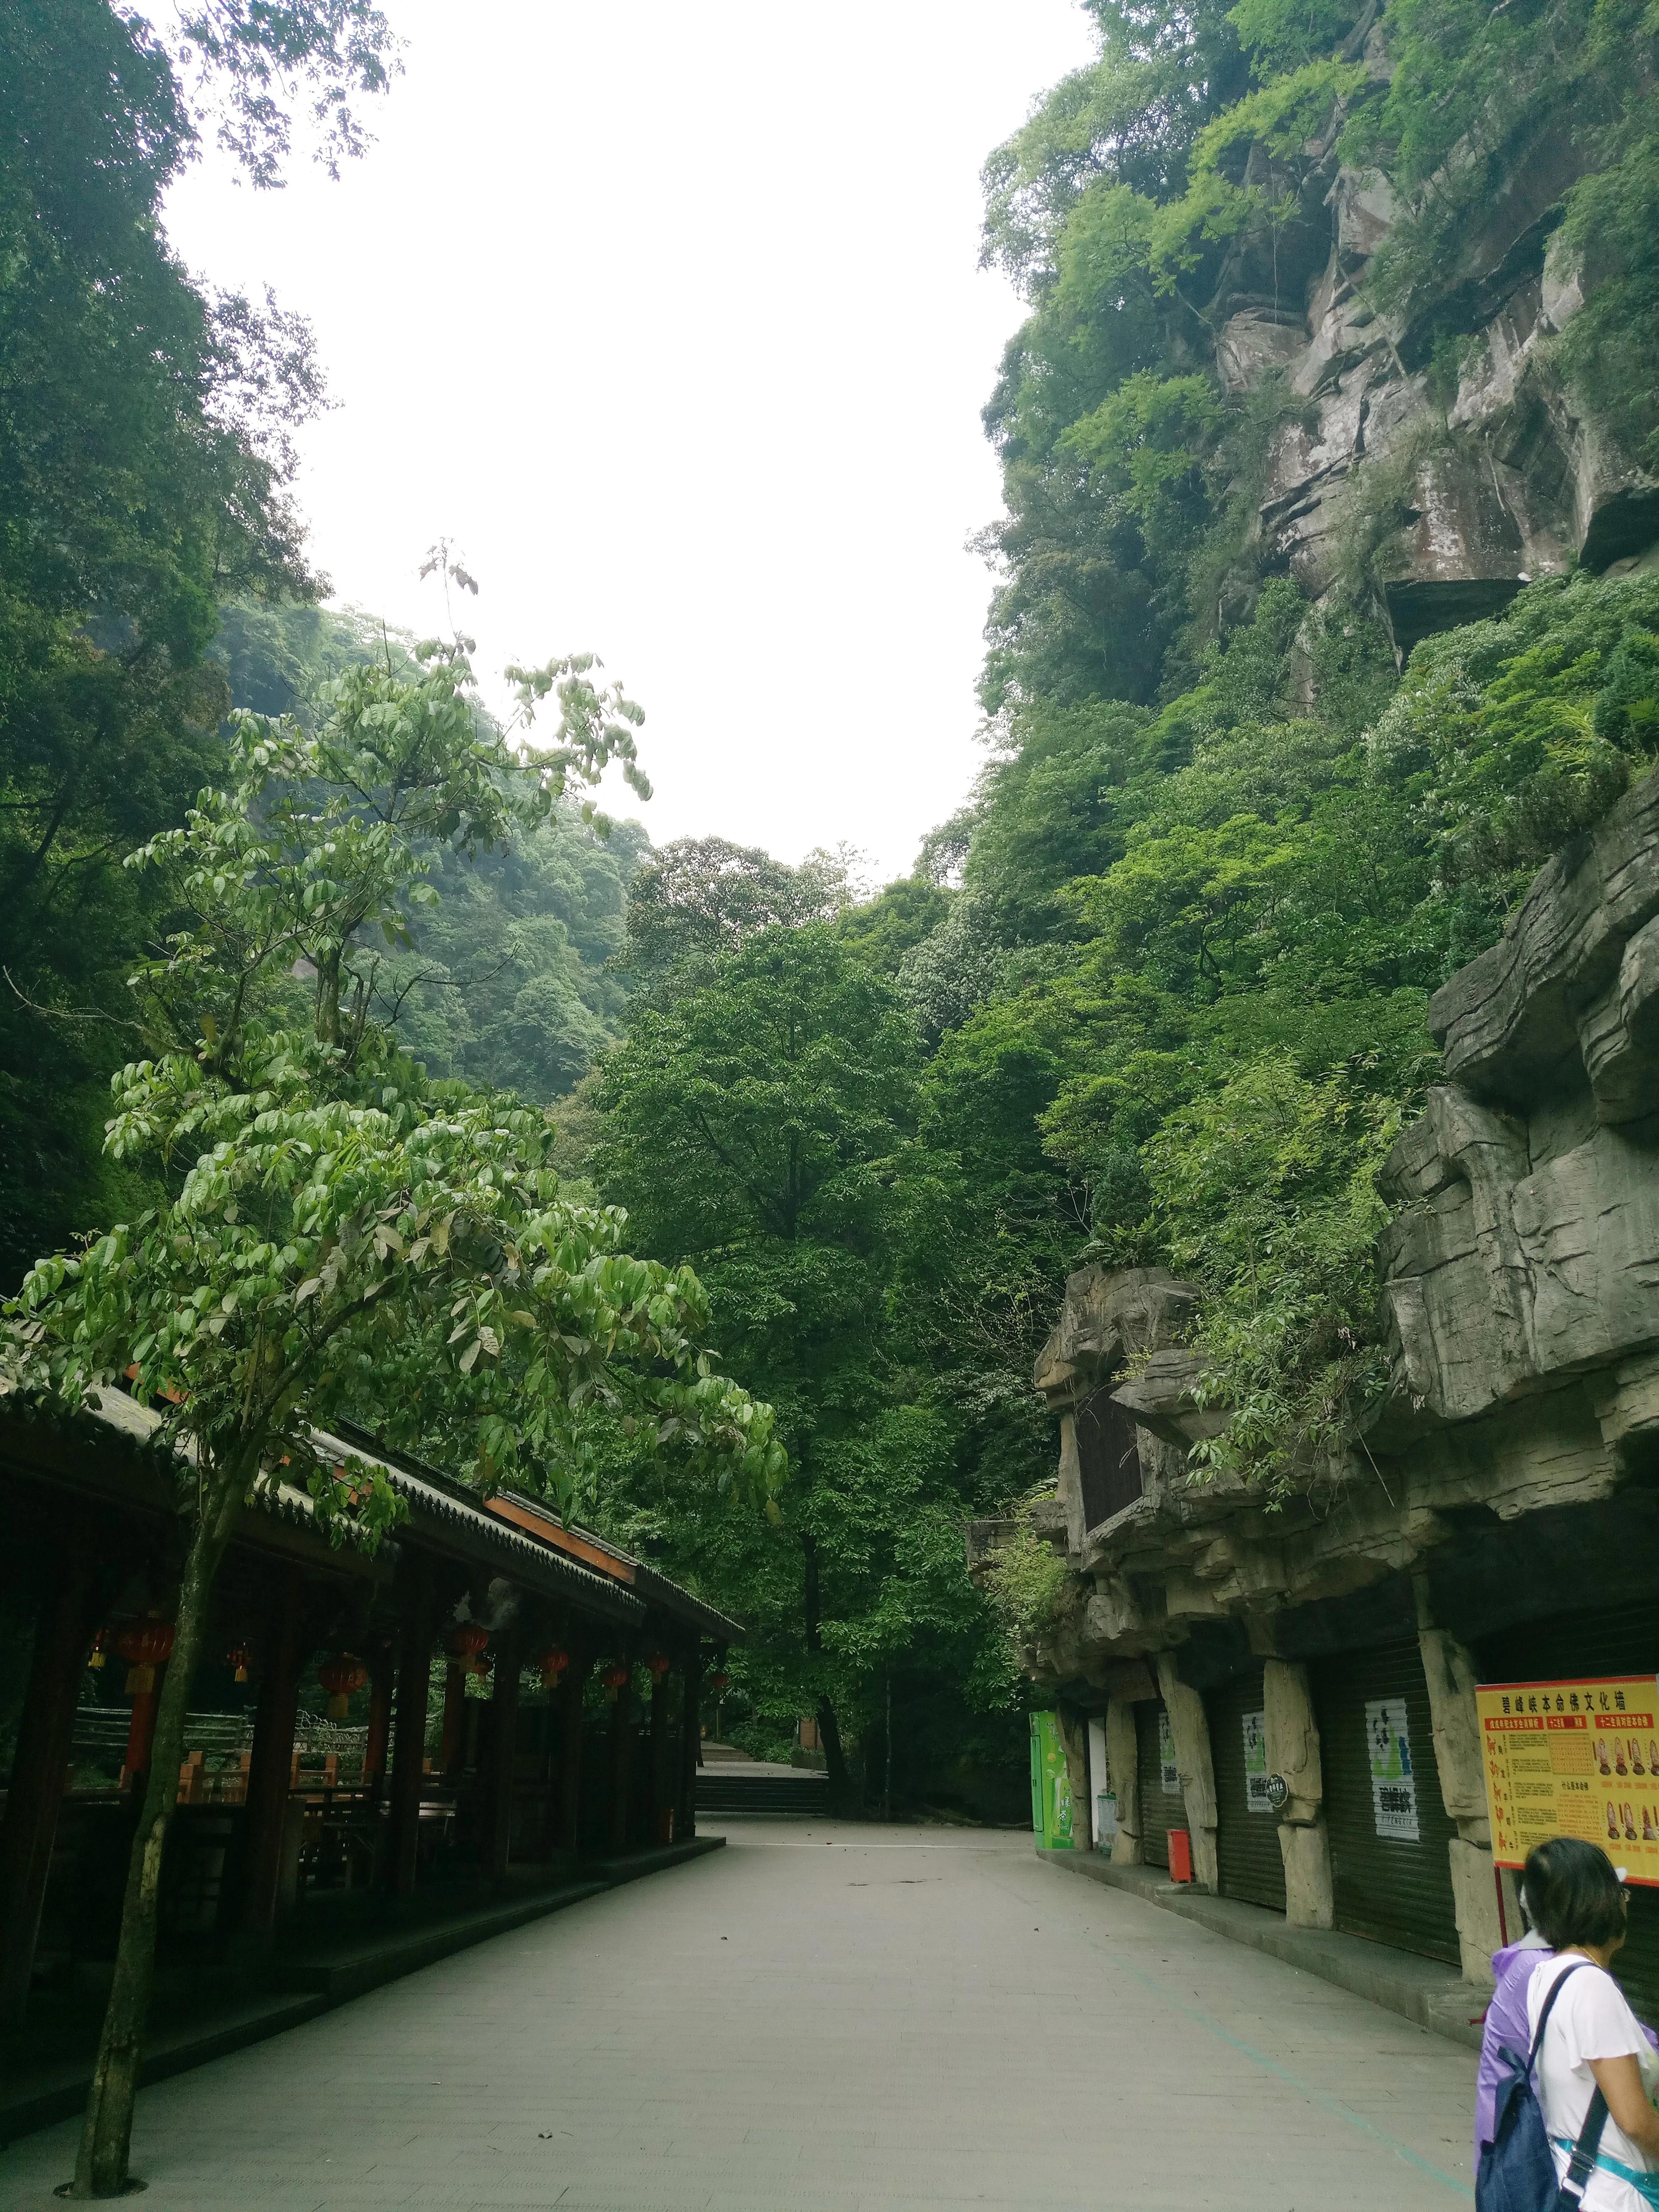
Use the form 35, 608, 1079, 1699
0, 1818, 1476, 2209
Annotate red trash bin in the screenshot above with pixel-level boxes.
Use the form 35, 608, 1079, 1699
1166, 1827, 1194, 1883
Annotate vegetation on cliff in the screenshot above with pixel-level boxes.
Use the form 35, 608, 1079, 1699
10, 0, 1659, 1803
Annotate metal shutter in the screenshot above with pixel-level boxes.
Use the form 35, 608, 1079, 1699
1134, 1700, 1183, 1870
1209, 1663, 1287, 1913
1480, 1601, 1659, 2023
1314, 1639, 1460, 1964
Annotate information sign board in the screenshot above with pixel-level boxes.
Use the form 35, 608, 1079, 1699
1477, 1675, 1659, 1886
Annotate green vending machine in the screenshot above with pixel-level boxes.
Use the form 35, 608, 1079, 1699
1030, 1711, 1074, 1848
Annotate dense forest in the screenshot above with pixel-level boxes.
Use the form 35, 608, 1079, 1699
7, 0, 1659, 1825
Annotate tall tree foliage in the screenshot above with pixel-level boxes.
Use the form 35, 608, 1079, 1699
0, 0, 393, 1288
593, 927, 923, 1792
9, 648, 779, 2198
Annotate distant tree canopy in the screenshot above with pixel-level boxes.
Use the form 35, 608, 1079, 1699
0, 0, 392, 1286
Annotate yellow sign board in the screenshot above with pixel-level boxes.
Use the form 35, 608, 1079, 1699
1478, 1676, 1659, 1888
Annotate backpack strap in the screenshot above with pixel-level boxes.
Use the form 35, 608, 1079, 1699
1557, 2086, 1610, 2206
1527, 1960, 1588, 2082
1549, 1963, 1617, 2207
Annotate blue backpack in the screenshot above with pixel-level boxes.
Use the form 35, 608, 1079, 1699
1477, 1960, 1609, 2212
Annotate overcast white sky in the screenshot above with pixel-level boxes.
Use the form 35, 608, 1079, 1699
161, 1, 1096, 882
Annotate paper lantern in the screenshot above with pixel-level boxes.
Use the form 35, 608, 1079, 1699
647, 1653, 673, 1681
540, 1646, 571, 1689
227, 1645, 253, 1684
449, 1623, 489, 1659
87, 1630, 106, 1671
115, 1618, 176, 1697
601, 1663, 630, 1701
318, 1653, 369, 1719
708, 1669, 730, 1694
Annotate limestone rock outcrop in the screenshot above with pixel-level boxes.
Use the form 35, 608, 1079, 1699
1211, 75, 1659, 649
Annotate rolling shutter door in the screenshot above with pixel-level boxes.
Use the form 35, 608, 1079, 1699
1209, 1663, 1286, 1913
1314, 1639, 1460, 1964
1134, 1701, 1183, 1871
1480, 1600, 1659, 2023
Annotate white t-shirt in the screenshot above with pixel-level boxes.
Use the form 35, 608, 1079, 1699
1527, 1954, 1659, 2212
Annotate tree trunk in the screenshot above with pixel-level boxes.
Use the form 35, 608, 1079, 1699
70, 1486, 235, 2198
800, 1530, 849, 1802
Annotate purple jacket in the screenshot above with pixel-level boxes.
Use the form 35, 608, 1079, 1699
1476, 1938, 1659, 2168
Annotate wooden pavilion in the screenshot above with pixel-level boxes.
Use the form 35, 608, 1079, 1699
0, 1384, 738, 2030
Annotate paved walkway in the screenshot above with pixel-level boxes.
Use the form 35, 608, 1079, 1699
0, 1820, 1476, 2210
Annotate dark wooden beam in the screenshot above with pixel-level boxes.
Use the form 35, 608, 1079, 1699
240, 1568, 305, 1933
385, 1567, 435, 1899
0, 1544, 97, 2028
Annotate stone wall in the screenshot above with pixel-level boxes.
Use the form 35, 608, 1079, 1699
987, 768, 1659, 1984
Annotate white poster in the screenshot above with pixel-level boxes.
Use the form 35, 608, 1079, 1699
1243, 1709, 1274, 1813
1365, 1696, 1420, 1841
1158, 1709, 1180, 1795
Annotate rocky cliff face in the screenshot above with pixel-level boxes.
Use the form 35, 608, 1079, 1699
1215, 35, 1659, 653
988, 764, 1659, 1695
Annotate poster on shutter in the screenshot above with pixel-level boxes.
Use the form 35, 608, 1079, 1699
1477, 1675, 1659, 1886
1243, 1709, 1274, 1813
1365, 1697, 1420, 1840
1158, 1708, 1180, 1794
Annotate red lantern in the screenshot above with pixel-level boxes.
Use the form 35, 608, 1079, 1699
708, 1669, 730, 1694
227, 1645, 253, 1684
87, 1630, 106, 1671
540, 1645, 571, 1689
449, 1623, 489, 1659
601, 1662, 630, 1701
318, 1653, 369, 1719
648, 1652, 673, 1681
115, 1617, 176, 1697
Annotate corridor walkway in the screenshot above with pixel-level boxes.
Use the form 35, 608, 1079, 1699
0, 1820, 1475, 2210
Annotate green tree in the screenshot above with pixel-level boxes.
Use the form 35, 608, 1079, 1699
593, 925, 926, 1793
0, 0, 395, 1285
9, 649, 779, 2199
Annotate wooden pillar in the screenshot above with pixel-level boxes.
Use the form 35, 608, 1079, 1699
386, 1572, 434, 1899
440, 1640, 466, 1776
679, 1645, 703, 1842
608, 1662, 633, 1857
363, 1634, 394, 1803
0, 1547, 96, 2028
557, 1645, 591, 1856
486, 1626, 521, 1882
649, 1659, 673, 1843
241, 1569, 305, 1932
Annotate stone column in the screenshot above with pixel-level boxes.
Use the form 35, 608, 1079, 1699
486, 1625, 521, 1881
1264, 1657, 1333, 1929
557, 1645, 592, 1855
0, 1546, 96, 2028
1054, 1706, 1091, 1846
1155, 1654, 1218, 1891
679, 1646, 703, 1843
362, 1633, 394, 1804
648, 1659, 673, 1843
1104, 1698, 1142, 1866
242, 1569, 306, 1931
608, 1664, 635, 1856
385, 1572, 434, 1900
1419, 1624, 1502, 1985
439, 1639, 466, 1777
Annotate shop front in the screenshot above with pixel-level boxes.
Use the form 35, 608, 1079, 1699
1208, 1661, 1285, 1914
1313, 1639, 1460, 1966
1133, 1699, 1183, 1872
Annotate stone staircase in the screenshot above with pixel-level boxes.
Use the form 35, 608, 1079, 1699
695, 1747, 832, 1818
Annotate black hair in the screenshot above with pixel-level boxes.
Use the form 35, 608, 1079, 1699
1523, 1837, 1629, 1952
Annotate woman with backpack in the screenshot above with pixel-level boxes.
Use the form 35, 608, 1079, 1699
1522, 1838, 1659, 2209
